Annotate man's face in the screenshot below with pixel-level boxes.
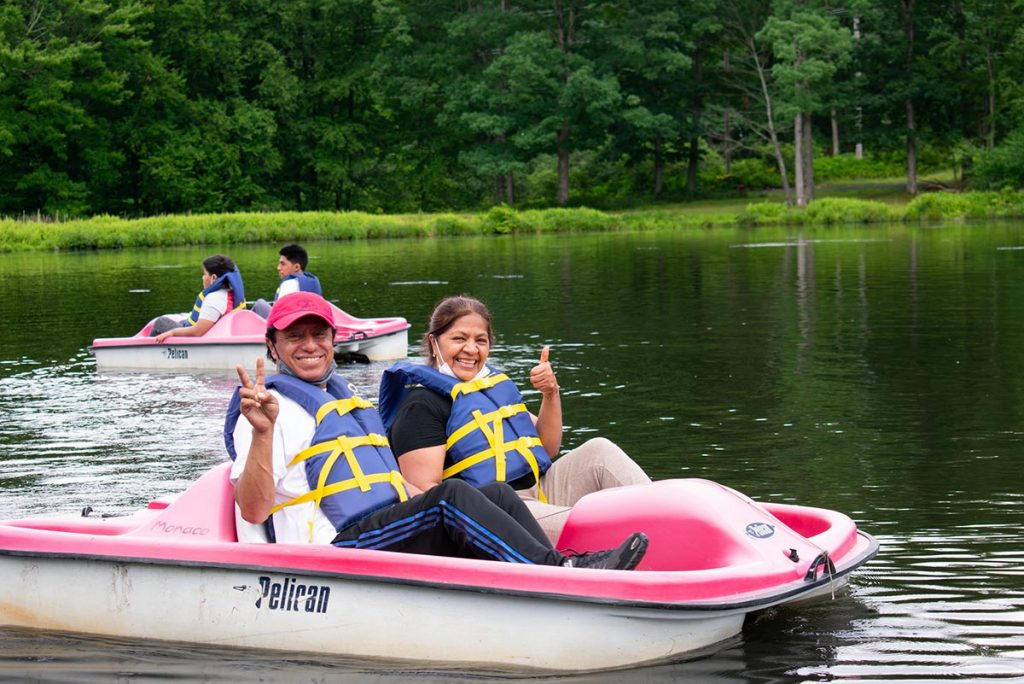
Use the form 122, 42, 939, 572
268, 318, 334, 382
277, 256, 301, 280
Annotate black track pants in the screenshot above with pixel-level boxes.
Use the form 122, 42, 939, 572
332, 479, 564, 566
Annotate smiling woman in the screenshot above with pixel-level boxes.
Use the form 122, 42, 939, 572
378, 294, 652, 544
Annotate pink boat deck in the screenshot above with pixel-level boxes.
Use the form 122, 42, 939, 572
0, 464, 876, 606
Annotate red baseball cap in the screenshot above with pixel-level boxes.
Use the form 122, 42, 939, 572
266, 292, 337, 332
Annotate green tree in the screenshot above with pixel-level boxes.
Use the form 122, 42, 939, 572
477, 1, 622, 206
759, 0, 853, 206
715, 0, 795, 203
0, 0, 148, 216
591, 2, 692, 198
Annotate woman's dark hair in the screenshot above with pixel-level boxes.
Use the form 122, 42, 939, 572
202, 254, 236, 280
421, 295, 494, 366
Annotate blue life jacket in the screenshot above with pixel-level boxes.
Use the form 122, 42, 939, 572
225, 373, 408, 541
379, 362, 551, 491
274, 272, 322, 301
185, 268, 246, 326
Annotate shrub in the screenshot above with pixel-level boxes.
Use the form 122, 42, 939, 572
814, 154, 904, 181
905, 190, 1024, 219
482, 205, 524, 234
699, 157, 781, 194
804, 198, 897, 223
968, 129, 1024, 191
737, 202, 790, 225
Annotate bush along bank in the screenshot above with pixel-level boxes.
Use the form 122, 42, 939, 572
3, 192, 1024, 252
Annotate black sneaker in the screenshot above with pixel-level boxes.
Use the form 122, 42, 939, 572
562, 532, 648, 570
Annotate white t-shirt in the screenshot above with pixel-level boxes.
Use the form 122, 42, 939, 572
275, 278, 300, 300
230, 390, 338, 544
199, 288, 230, 323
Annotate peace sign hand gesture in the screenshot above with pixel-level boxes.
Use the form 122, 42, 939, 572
235, 357, 279, 434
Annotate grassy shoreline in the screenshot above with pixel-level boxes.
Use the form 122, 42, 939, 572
3, 188, 1024, 253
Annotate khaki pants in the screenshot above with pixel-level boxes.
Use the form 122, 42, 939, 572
517, 437, 651, 544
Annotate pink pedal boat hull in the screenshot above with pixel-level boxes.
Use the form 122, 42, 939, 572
0, 464, 877, 672
90, 303, 410, 370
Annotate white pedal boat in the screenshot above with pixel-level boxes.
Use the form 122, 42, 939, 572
0, 463, 877, 672
90, 304, 410, 371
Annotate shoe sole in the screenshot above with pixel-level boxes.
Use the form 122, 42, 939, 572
617, 533, 649, 571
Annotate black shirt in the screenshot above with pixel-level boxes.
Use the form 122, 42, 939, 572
387, 387, 452, 456
387, 386, 537, 490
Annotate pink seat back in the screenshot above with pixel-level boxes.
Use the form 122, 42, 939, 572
127, 463, 238, 542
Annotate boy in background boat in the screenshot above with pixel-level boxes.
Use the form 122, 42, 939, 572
251, 243, 322, 319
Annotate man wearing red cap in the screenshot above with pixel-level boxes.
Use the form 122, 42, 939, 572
225, 292, 648, 569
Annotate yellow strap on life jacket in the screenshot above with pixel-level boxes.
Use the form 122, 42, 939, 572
442, 434, 548, 504
272, 471, 409, 512
449, 373, 510, 399
446, 374, 549, 501
188, 290, 245, 324
289, 433, 390, 469
186, 292, 206, 323
315, 396, 374, 425
446, 403, 530, 449
270, 470, 409, 543
274, 433, 402, 542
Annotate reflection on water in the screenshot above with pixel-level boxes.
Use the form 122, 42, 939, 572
0, 357, 229, 519
3, 228, 1024, 680
0, 627, 750, 682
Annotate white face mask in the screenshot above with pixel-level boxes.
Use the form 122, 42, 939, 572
433, 337, 488, 381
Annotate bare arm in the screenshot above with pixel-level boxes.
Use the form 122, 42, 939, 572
155, 317, 214, 343
233, 358, 280, 523
397, 444, 447, 492
530, 346, 563, 457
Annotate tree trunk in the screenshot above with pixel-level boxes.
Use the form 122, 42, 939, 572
494, 175, 515, 206
802, 113, 815, 202
686, 40, 706, 196
831, 109, 840, 155
903, 0, 917, 195
794, 114, 806, 207
906, 99, 917, 195
853, 16, 864, 160
749, 36, 792, 205
686, 137, 700, 195
557, 124, 570, 206
985, 39, 996, 150
653, 137, 664, 197
770, 132, 792, 206
552, 1, 576, 206
723, 108, 733, 174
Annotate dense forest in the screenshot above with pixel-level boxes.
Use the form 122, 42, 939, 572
2, 0, 1023, 218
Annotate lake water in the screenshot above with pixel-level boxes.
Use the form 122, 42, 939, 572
1, 225, 1023, 681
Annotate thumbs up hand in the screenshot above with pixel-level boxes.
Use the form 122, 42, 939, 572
529, 345, 559, 397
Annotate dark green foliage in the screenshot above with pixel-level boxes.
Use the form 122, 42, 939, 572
968, 130, 1024, 190
3, 0, 1024, 217
814, 154, 905, 182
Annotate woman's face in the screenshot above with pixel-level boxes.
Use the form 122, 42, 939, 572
202, 268, 215, 288
434, 313, 491, 382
